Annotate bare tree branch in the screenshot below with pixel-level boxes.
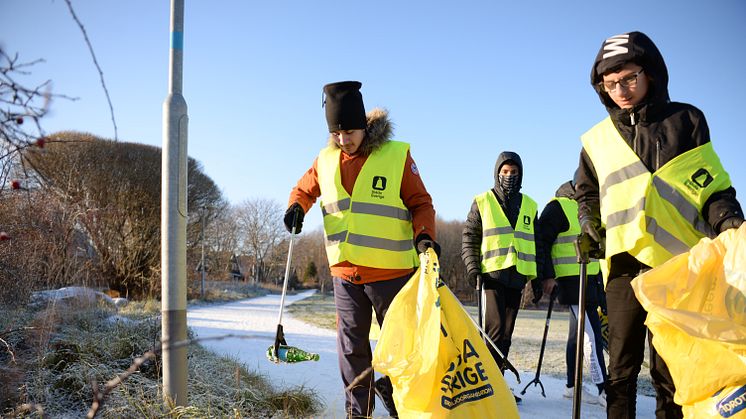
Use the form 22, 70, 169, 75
63, 0, 118, 141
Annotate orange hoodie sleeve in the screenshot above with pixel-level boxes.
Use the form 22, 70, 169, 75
288, 157, 321, 214
401, 150, 436, 241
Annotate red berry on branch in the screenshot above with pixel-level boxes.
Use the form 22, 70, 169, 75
0, 232, 10, 241
36, 137, 46, 148
10, 180, 21, 190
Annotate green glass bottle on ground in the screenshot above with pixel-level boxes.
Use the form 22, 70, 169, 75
266, 344, 320, 363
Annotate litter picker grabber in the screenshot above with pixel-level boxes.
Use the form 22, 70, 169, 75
268, 210, 318, 364
521, 286, 559, 397
271, 218, 296, 362
476, 275, 483, 338
572, 234, 593, 419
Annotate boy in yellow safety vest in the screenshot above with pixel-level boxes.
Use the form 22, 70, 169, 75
461, 150, 543, 405
575, 31, 744, 418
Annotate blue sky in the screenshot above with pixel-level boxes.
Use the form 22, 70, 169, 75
3, 1, 745, 232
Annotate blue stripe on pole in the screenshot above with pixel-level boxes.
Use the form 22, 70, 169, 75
171, 31, 184, 50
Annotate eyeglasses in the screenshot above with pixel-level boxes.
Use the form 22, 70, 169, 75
599, 69, 644, 93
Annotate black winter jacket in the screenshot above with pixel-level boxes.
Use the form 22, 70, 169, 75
537, 181, 574, 281
575, 31, 743, 278
536, 181, 603, 306
461, 152, 544, 289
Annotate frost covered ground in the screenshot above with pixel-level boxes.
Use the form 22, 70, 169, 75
188, 290, 656, 418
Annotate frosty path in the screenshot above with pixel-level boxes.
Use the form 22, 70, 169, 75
188, 290, 348, 417
188, 291, 656, 418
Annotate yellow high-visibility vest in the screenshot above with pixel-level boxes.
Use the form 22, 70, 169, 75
475, 191, 537, 279
317, 141, 418, 269
550, 197, 600, 277
581, 117, 731, 273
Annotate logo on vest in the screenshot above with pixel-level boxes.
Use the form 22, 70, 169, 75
523, 215, 531, 226
371, 176, 387, 200
690, 168, 713, 188
372, 176, 387, 190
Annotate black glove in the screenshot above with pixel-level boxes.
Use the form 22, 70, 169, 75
578, 215, 605, 259
283, 203, 304, 234
719, 216, 744, 233
576, 231, 605, 261
579, 215, 603, 243
415, 233, 441, 257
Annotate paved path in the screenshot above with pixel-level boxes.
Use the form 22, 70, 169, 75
188, 290, 657, 418
188, 290, 350, 418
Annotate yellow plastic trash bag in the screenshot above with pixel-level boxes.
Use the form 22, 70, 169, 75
631, 224, 746, 411
372, 249, 519, 418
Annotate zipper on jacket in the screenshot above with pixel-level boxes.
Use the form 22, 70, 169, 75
655, 138, 661, 171
629, 110, 640, 156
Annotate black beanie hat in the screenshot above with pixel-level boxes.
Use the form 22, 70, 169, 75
323, 81, 367, 132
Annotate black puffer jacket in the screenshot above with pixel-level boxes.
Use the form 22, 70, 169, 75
461, 152, 543, 289
575, 31, 743, 277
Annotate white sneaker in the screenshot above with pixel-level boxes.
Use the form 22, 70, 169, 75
562, 386, 599, 404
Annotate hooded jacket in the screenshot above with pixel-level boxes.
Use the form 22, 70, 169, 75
289, 108, 436, 284
575, 31, 743, 277
461, 152, 543, 289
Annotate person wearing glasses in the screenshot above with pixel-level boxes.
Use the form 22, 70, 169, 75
574, 31, 743, 418
284, 81, 438, 419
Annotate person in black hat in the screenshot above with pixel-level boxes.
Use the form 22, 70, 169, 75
575, 31, 743, 418
284, 81, 439, 418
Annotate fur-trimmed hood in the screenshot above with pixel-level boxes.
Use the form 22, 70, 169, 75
327, 108, 393, 156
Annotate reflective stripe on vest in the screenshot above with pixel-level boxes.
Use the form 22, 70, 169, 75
550, 197, 600, 277
581, 117, 731, 268
475, 191, 538, 279
317, 141, 418, 269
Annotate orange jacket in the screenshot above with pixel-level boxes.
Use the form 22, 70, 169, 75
289, 149, 436, 284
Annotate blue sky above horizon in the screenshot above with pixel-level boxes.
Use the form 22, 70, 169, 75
3, 0, 745, 232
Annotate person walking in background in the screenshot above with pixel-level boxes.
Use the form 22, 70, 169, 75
575, 31, 744, 418
461, 151, 543, 404
284, 81, 439, 419
536, 179, 608, 407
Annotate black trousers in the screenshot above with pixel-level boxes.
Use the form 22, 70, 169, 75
333, 274, 410, 418
482, 282, 523, 372
605, 274, 682, 419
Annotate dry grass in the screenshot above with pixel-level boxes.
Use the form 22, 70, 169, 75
188, 280, 269, 303
1, 298, 321, 418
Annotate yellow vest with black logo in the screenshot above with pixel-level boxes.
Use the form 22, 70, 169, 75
550, 197, 601, 277
475, 191, 537, 279
581, 117, 731, 271
317, 141, 418, 269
